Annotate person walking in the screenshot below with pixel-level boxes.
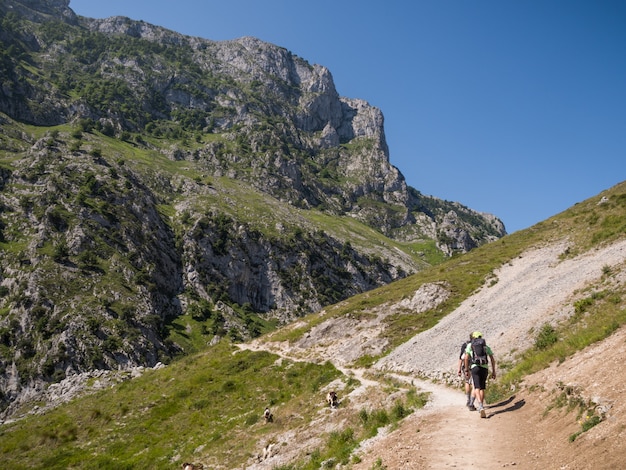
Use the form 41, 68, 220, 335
457, 333, 475, 410
464, 331, 496, 418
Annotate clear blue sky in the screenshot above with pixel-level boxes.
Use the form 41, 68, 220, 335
69, 0, 626, 233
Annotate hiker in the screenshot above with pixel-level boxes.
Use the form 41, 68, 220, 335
464, 331, 496, 418
263, 407, 273, 423
457, 333, 475, 410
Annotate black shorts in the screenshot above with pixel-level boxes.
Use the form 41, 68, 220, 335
471, 366, 489, 390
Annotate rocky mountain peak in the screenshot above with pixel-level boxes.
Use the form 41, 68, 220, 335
1, 0, 76, 23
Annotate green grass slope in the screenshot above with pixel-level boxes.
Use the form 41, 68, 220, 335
0, 181, 624, 469
0, 341, 428, 469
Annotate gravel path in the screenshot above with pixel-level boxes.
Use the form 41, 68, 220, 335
375, 238, 626, 380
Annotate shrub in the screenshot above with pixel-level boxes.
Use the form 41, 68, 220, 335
77, 250, 99, 270
574, 297, 594, 314
391, 400, 409, 420
534, 323, 558, 350
325, 428, 356, 465
53, 241, 69, 262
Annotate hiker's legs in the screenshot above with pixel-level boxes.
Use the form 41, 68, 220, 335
471, 367, 488, 409
465, 374, 475, 407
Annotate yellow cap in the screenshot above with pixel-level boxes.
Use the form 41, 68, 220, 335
472, 331, 483, 338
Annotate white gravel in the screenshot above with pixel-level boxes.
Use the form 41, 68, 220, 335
374, 238, 626, 382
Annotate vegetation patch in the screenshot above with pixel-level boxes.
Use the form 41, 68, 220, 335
0, 342, 346, 469
273, 385, 429, 470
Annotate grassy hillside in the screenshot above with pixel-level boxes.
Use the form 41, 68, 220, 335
0, 181, 624, 469
0, 341, 427, 469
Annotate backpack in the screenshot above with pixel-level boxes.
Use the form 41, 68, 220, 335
460, 341, 468, 360
471, 337, 488, 365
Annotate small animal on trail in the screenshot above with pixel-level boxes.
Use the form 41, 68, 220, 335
260, 442, 277, 461
181, 463, 203, 470
326, 390, 338, 408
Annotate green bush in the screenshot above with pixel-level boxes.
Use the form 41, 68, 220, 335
535, 323, 558, 350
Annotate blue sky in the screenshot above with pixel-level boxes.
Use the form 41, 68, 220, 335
68, 0, 626, 233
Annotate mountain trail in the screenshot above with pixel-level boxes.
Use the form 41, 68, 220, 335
349, 324, 626, 469
239, 237, 626, 469
240, 326, 626, 469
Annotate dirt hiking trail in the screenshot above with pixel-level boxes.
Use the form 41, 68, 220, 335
351, 379, 529, 469
243, 238, 626, 469
351, 326, 626, 470
243, 326, 626, 469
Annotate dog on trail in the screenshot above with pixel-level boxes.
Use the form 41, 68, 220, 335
182, 463, 203, 470
258, 442, 277, 461
326, 391, 338, 408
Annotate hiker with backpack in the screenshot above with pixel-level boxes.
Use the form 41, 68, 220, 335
464, 331, 496, 418
457, 333, 475, 410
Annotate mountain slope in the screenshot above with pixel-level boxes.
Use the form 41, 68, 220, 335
0, 0, 505, 410
0, 182, 623, 469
